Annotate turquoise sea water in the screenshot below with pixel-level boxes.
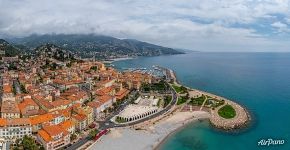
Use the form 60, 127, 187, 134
113, 52, 290, 150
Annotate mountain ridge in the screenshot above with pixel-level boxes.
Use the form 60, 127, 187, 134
7, 34, 184, 59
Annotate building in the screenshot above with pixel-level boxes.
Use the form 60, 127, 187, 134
30, 113, 54, 133
73, 106, 94, 126
51, 99, 72, 111
71, 114, 87, 131
1, 84, 15, 101
1, 100, 20, 119
96, 95, 115, 111
116, 105, 158, 123
37, 125, 70, 150
59, 120, 75, 134
0, 118, 32, 142
115, 88, 130, 101
18, 98, 39, 117
87, 101, 102, 120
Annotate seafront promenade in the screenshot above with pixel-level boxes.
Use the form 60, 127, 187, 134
86, 67, 251, 150
170, 67, 250, 130
187, 88, 250, 130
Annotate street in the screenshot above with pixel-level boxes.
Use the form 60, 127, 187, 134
66, 87, 177, 150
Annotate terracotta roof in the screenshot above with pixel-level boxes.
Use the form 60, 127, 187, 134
42, 124, 69, 138
7, 118, 31, 126
38, 129, 52, 142
33, 95, 54, 110
87, 101, 101, 109
66, 95, 78, 102
59, 120, 74, 130
95, 86, 115, 96
18, 98, 38, 112
3, 84, 12, 93
1, 100, 20, 113
0, 119, 7, 127
51, 99, 71, 107
72, 103, 81, 109
115, 88, 130, 100
29, 113, 54, 125
72, 114, 86, 121
98, 95, 113, 105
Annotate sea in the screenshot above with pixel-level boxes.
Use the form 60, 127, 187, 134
112, 52, 290, 150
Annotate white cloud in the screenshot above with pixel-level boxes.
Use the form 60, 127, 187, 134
0, 0, 290, 51
271, 21, 290, 32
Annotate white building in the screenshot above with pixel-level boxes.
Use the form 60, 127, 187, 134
116, 105, 159, 123
0, 118, 32, 142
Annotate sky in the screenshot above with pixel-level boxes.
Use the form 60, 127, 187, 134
0, 0, 290, 52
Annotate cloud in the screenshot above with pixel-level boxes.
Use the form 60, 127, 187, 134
0, 0, 290, 51
271, 21, 290, 32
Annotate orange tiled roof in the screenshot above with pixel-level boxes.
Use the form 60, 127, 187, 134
3, 84, 12, 93
59, 120, 74, 130
87, 101, 101, 109
0, 118, 7, 127
42, 124, 68, 137
7, 118, 31, 126
38, 129, 52, 142
18, 98, 38, 111
72, 103, 81, 108
1, 100, 20, 113
29, 113, 54, 125
72, 114, 86, 121
51, 99, 71, 107
66, 95, 79, 102
98, 95, 113, 105
115, 88, 130, 100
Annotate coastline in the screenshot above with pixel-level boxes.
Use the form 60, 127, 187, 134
88, 111, 210, 150
103, 57, 136, 63
171, 69, 250, 130
153, 116, 209, 150
87, 67, 251, 150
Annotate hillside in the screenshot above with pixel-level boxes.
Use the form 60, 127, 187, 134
9, 34, 184, 59
34, 44, 75, 62
0, 39, 21, 57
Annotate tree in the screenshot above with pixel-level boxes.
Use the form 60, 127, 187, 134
71, 133, 77, 141
21, 135, 39, 150
89, 129, 99, 139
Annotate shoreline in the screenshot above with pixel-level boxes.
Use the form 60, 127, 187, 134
171, 75, 250, 130
87, 67, 251, 150
88, 111, 210, 150
153, 117, 209, 150
103, 57, 136, 63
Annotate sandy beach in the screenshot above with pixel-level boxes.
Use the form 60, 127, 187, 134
88, 111, 210, 150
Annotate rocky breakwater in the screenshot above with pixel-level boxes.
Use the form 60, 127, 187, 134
210, 100, 250, 130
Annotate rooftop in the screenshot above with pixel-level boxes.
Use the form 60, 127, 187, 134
118, 104, 158, 118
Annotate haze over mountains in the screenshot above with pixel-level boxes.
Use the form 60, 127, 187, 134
2, 34, 184, 59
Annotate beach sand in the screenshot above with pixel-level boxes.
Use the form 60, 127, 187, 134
88, 111, 210, 150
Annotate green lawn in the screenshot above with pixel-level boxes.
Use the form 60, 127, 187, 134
172, 84, 187, 94
177, 96, 187, 105
188, 95, 206, 106
209, 99, 225, 108
142, 80, 169, 92
218, 104, 236, 119
163, 95, 172, 107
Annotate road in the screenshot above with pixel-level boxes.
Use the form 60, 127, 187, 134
99, 88, 177, 129
66, 87, 177, 150
66, 137, 90, 150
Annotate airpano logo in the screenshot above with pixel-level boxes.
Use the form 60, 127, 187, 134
258, 138, 285, 146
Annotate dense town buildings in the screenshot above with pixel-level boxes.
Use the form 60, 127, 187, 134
0, 55, 155, 149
